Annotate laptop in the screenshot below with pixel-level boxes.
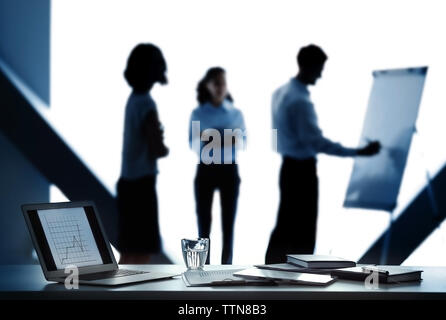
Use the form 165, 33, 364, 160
22, 201, 177, 286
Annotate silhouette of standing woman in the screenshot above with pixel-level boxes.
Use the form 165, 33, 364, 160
189, 67, 246, 264
117, 44, 169, 264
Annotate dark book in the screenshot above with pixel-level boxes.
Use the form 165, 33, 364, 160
287, 254, 356, 269
330, 266, 423, 283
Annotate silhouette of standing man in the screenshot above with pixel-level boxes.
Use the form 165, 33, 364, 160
266, 44, 380, 263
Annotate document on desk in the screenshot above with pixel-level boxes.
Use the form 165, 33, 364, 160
234, 268, 336, 286
182, 269, 273, 287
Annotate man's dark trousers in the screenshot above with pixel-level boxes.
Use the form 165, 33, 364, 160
265, 156, 318, 263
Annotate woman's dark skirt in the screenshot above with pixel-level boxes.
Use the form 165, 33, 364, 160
116, 175, 161, 254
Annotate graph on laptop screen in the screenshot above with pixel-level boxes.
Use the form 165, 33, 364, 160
37, 207, 103, 269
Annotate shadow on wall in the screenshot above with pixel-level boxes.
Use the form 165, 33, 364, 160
0, 132, 48, 264
0, 0, 50, 264
0, 0, 50, 104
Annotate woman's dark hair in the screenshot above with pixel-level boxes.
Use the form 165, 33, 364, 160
124, 43, 167, 91
197, 67, 233, 104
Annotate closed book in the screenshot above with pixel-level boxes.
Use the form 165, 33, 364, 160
287, 254, 356, 269
330, 266, 423, 283
255, 263, 332, 274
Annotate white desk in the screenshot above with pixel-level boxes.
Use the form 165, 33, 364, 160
0, 265, 444, 300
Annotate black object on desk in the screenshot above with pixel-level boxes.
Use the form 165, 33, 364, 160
287, 254, 356, 269
331, 266, 423, 283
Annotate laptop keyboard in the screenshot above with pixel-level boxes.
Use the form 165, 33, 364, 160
79, 269, 149, 281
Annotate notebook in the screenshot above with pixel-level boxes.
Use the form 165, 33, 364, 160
255, 263, 332, 274
234, 268, 336, 286
182, 269, 272, 287
330, 266, 423, 283
287, 254, 356, 269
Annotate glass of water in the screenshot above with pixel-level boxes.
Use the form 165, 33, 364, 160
181, 238, 209, 270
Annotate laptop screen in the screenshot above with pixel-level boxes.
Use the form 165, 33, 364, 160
27, 206, 113, 271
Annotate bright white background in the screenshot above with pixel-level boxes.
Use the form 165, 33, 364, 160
50, 0, 446, 265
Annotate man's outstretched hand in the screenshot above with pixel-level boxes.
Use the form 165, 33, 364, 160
357, 141, 381, 156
